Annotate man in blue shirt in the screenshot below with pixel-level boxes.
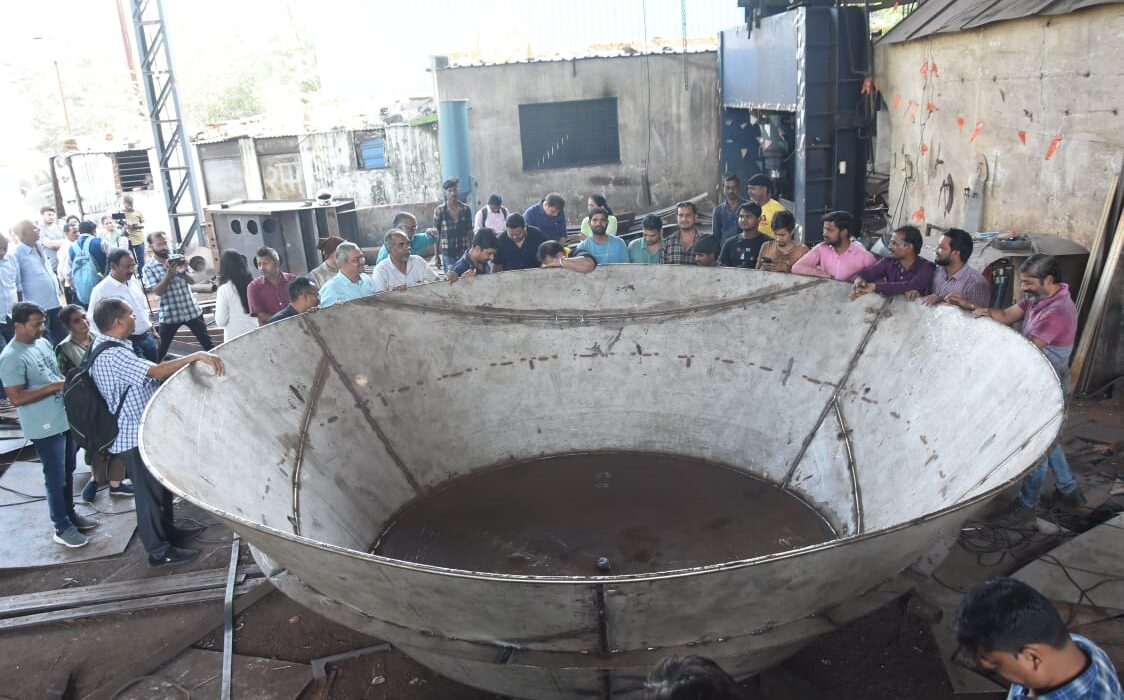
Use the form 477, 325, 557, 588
89, 297, 224, 566
0, 302, 95, 548
957, 577, 1122, 699
319, 242, 375, 307
374, 212, 439, 264
448, 228, 499, 282
575, 209, 629, 264
711, 174, 748, 245
0, 233, 21, 343
268, 277, 320, 324
12, 220, 65, 346
523, 193, 568, 242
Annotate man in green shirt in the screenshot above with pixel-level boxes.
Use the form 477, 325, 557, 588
0, 302, 97, 548
629, 214, 663, 264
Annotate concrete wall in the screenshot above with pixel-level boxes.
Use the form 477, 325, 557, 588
299, 126, 441, 209
875, 5, 1124, 387
435, 52, 720, 222
875, 6, 1124, 247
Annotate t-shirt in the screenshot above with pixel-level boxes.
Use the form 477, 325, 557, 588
628, 238, 661, 264
268, 304, 300, 324
0, 338, 68, 439
451, 251, 490, 277
758, 199, 785, 239
719, 234, 768, 268
575, 235, 629, 264
1018, 282, 1077, 384
494, 226, 546, 271
247, 273, 296, 318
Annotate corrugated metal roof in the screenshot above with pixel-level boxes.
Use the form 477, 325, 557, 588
879, 0, 1122, 44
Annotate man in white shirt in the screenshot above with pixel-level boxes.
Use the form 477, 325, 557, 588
371, 230, 437, 293
87, 249, 158, 361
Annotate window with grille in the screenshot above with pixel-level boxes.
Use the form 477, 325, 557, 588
114, 150, 151, 191
355, 133, 387, 170
518, 98, 620, 171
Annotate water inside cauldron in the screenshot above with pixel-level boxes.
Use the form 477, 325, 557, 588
371, 452, 834, 575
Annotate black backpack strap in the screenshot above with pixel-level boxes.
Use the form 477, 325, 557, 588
83, 341, 132, 415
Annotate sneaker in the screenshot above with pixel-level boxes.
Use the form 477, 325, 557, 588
53, 526, 90, 548
148, 546, 198, 567
109, 483, 135, 498
1042, 487, 1087, 509
169, 523, 206, 547
81, 478, 99, 503
70, 513, 99, 531
993, 500, 1036, 529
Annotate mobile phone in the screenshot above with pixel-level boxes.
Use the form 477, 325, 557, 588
760, 256, 774, 264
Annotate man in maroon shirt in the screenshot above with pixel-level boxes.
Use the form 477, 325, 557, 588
973, 254, 1084, 528
247, 247, 296, 325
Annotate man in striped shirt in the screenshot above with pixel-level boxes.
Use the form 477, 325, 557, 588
918, 227, 991, 309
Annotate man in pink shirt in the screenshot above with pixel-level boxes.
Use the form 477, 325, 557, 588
973, 254, 1084, 528
247, 247, 296, 325
791, 210, 875, 282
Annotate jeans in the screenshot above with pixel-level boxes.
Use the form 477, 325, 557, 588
130, 332, 159, 363
1017, 444, 1077, 508
43, 307, 66, 348
156, 314, 213, 361
131, 243, 146, 269
121, 447, 174, 557
441, 254, 455, 272
31, 431, 78, 533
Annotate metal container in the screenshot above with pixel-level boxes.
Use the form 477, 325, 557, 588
140, 266, 1063, 699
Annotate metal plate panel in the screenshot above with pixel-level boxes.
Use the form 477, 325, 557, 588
719, 12, 801, 110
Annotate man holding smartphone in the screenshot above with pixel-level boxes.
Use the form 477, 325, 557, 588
140, 232, 213, 360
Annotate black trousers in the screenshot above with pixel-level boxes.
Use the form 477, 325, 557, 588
121, 447, 174, 557
156, 314, 213, 361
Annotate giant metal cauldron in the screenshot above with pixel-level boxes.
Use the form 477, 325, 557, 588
140, 266, 1064, 699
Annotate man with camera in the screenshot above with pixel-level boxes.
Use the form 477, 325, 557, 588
140, 232, 213, 361
88, 298, 224, 566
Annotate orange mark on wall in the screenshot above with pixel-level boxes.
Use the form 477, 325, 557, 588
920, 60, 929, 80
969, 122, 983, 143
1018, 131, 1027, 144
892, 94, 901, 109
920, 144, 929, 155
1045, 135, 1063, 160
926, 101, 939, 113
956, 116, 966, 131
912, 207, 925, 223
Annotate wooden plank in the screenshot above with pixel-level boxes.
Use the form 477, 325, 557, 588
1013, 513, 1124, 613
81, 579, 275, 700
0, 579, 265, 632
0, 564, 260, 617
1075, 170, 1119, 319
1073, 213, 1124, 392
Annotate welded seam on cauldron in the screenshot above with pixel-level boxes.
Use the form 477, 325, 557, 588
290, 355, 331, 536
781, 297, 890, 490
303, 317, 424, 495
374, 278, 828, 323
595, 583, 613, 699
833, 400, 864, 534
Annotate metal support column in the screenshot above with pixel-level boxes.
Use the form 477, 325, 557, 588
130, 0, 203, 249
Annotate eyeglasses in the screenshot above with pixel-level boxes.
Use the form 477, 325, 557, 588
888, 239, 909, 248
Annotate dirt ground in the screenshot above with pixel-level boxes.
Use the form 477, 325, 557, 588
0, 396, 1119, 699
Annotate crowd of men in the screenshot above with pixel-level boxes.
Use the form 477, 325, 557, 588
0, 172, 1094, 661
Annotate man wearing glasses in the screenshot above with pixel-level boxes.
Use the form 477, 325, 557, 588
850, 225, 935, 300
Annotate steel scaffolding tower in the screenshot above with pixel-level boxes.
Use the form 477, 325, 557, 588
130, 0, 203, 249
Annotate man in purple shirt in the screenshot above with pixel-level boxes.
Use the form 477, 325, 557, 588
851, 225, 935, 300
919, 228, 991, 309
974, 254, 1084, 528
791, 210, 875, 282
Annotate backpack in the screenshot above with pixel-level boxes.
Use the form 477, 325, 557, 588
71, 235, 104, 304
63, 341, 130, 455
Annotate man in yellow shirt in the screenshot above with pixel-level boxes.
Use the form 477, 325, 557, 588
747, 174, 785, 239
122, 195, 146, 267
